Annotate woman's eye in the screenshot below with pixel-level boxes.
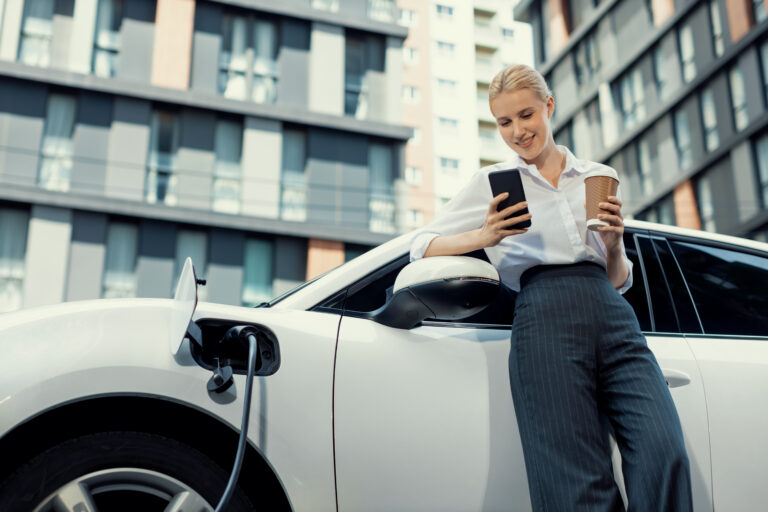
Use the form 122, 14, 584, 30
500, 121, 510, 127
522, 114, 532, 119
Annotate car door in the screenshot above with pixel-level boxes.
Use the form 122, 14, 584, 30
331, 232, 711, 511
659, 235, 768, 510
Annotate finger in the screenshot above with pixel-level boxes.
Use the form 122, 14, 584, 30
605, 195, 622, 207
598, 201, 622, 215
597, 225, 624, 234
499, 228, 529, 237
500, 201, 529, 217
489, 193, 509, 213
597, 213, 623, 226
502, 213, 532, 228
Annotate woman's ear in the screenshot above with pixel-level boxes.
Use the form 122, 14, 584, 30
547, 96, 555, 119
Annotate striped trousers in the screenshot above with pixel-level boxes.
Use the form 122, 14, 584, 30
508, 262, 692, 511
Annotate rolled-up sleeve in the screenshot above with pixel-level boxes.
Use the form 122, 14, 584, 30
409, 170, 491, 261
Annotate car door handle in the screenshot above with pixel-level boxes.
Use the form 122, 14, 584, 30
661, 368, 691, 388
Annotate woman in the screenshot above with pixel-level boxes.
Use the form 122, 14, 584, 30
410, 65, 692, 511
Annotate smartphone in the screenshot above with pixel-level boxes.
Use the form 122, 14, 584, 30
488, 169, 531, 228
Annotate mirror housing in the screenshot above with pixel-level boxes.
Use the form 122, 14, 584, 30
368, 256, 500, 329
170, 257, 199, 356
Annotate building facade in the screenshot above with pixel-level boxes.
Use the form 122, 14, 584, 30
0, 0, 411, 313
397, 0, 534, 227
515, 0, 768, 242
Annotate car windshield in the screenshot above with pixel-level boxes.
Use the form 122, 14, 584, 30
260, 264, 344, 307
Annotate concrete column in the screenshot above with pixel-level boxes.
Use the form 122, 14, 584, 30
22, 206, 73, 307
731, 141, 761, 222
0, 0, 23, 61
105, 98, 151, 201
241, 117, 281, 219
673, 180, 702, 230
50, 4, 74, 70
306, 238, 344, 280
151, 0, 195, 90
175, 109, 215, 210
66, 211, 107, 301
548, 0, 569, 56
69, 0, 98, 73
651, 0, 675, 27
308, 22, 344, 115
384, 35, 403, 125
726, 0, 753, 43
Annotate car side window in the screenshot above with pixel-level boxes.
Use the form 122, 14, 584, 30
620, 233, 652, 332
635, 236, 680, 333
669, 240, 768, 336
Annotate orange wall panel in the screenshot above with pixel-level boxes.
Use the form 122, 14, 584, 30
151, 0, 195, 90
726, 0, 754, 43
651, 0, 675, 26
306, 239, 345, 280
549, 0, 569, 55
674, 180, 702, 230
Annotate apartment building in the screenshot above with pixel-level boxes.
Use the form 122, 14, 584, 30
397, 0, 534, 227
514, 0, 768, 242
0, 0, 410, 313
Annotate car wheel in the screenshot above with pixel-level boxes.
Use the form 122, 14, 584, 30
0, 431, 254, 512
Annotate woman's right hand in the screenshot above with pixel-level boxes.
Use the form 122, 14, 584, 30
478, 193, 531, 247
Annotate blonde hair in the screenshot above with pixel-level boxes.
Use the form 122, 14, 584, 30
489, 64, 552, 103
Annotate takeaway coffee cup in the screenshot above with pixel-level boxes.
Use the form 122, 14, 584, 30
585, 169, 620, 231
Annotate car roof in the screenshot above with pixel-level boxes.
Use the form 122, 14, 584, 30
624, 219, 768, 253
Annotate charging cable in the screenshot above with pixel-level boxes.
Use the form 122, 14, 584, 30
214, 332, 258, 512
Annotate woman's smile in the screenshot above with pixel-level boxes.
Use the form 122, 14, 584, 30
517, 135, 535, 150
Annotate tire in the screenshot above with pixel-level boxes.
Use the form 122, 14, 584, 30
0, 431, 255, 512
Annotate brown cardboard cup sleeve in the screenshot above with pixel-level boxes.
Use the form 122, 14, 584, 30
585, 170, 619, 231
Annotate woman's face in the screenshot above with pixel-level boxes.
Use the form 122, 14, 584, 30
490, 88, 555, 162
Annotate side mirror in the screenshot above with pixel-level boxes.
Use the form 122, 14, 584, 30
367, 256, 500, 329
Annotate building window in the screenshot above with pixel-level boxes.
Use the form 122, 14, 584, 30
345, 37, 369, 118
280, 129, 307, 222
437, 78, 457, 95
674, 109, 693, 171
242, 238, 273, 307
755, 132, 768, 208
0, 208, 29, 313
18, 0, 54, 67
696, 175, 716, 232
402, 85, 420, 104
754, 0, 768, 24
173, 230, 208, 300
92, 0, 123, 77
502, 28, 515, 39
438, 117, 458, 132
398, 8, 418, 27
436, 41, 455, 57
311, 0, 339, 13
730, 66, 749, 131
219, 13, 279, 104
652, 46, 671, 102
405, 166, 422, 186
573, 32, 600, 86
368, 0, 395, 22
435, 4, 454, 18
408, 127, 421, 146
102, 222, 138, 298
637, 138, 653, 196
407, 209, 424, 229
639, 195, 676, 225
700, 87, 719, 152
369, 143, 396, 234
678, 23, 696, 83
619, 68, 645, 132
709, 0, 724, 58
403, 46, 418, 66
759, 41, 768, 106
38, 94, 76, 192
212, 119, 243, 214
440, 157, 459, 174
146, 111, 179, 206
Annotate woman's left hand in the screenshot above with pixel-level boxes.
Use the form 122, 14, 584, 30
597, 196, 624, 253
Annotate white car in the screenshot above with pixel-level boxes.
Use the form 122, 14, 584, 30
0, 220, 767, 511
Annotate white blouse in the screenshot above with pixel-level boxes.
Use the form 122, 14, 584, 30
410, 146, 633, 294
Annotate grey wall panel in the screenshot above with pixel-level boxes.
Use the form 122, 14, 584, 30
681, 96, 705, 172
338, 0, 367, 19
278, 18, 310, 109
739, 47, 766, 124
707, 158, 739, 233
0, 80, 46, 186
710, 73, 733, 145
117, 0, 156, 84
190, 2, 222, 95
22, 205, 72, 307
136, 219, 177, 298
612, 1, 652, 65
596, 17, 618, 76
620, 145, 640, 209
51, 0, 75, 70
105, 97, 151, 201
66, 210, 107, 301
689, 4, 714, 74
550, 59, 578, 117
656, 115, 679, 182
71, 92, 112, 195
273, 236, 307, 296
731, 141, 761, 223
176, 109, 215, 210
341, 139, 368, 230
206, 228, 245, 306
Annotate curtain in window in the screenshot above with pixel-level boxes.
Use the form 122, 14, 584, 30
39, 94, 76, 192
93, 0, 123, 77
102, 222, 138, 298
212, 120, 243, 214
220, 15, 248, 100
369, 143, 395, 233
146, 112, 178, 206
18, 0, 54, 67
0, 209, 29, 313
280, 130, 307, 221
253, 20, 278, 104
242, 238, 273, 306
173, 230, 208, 300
